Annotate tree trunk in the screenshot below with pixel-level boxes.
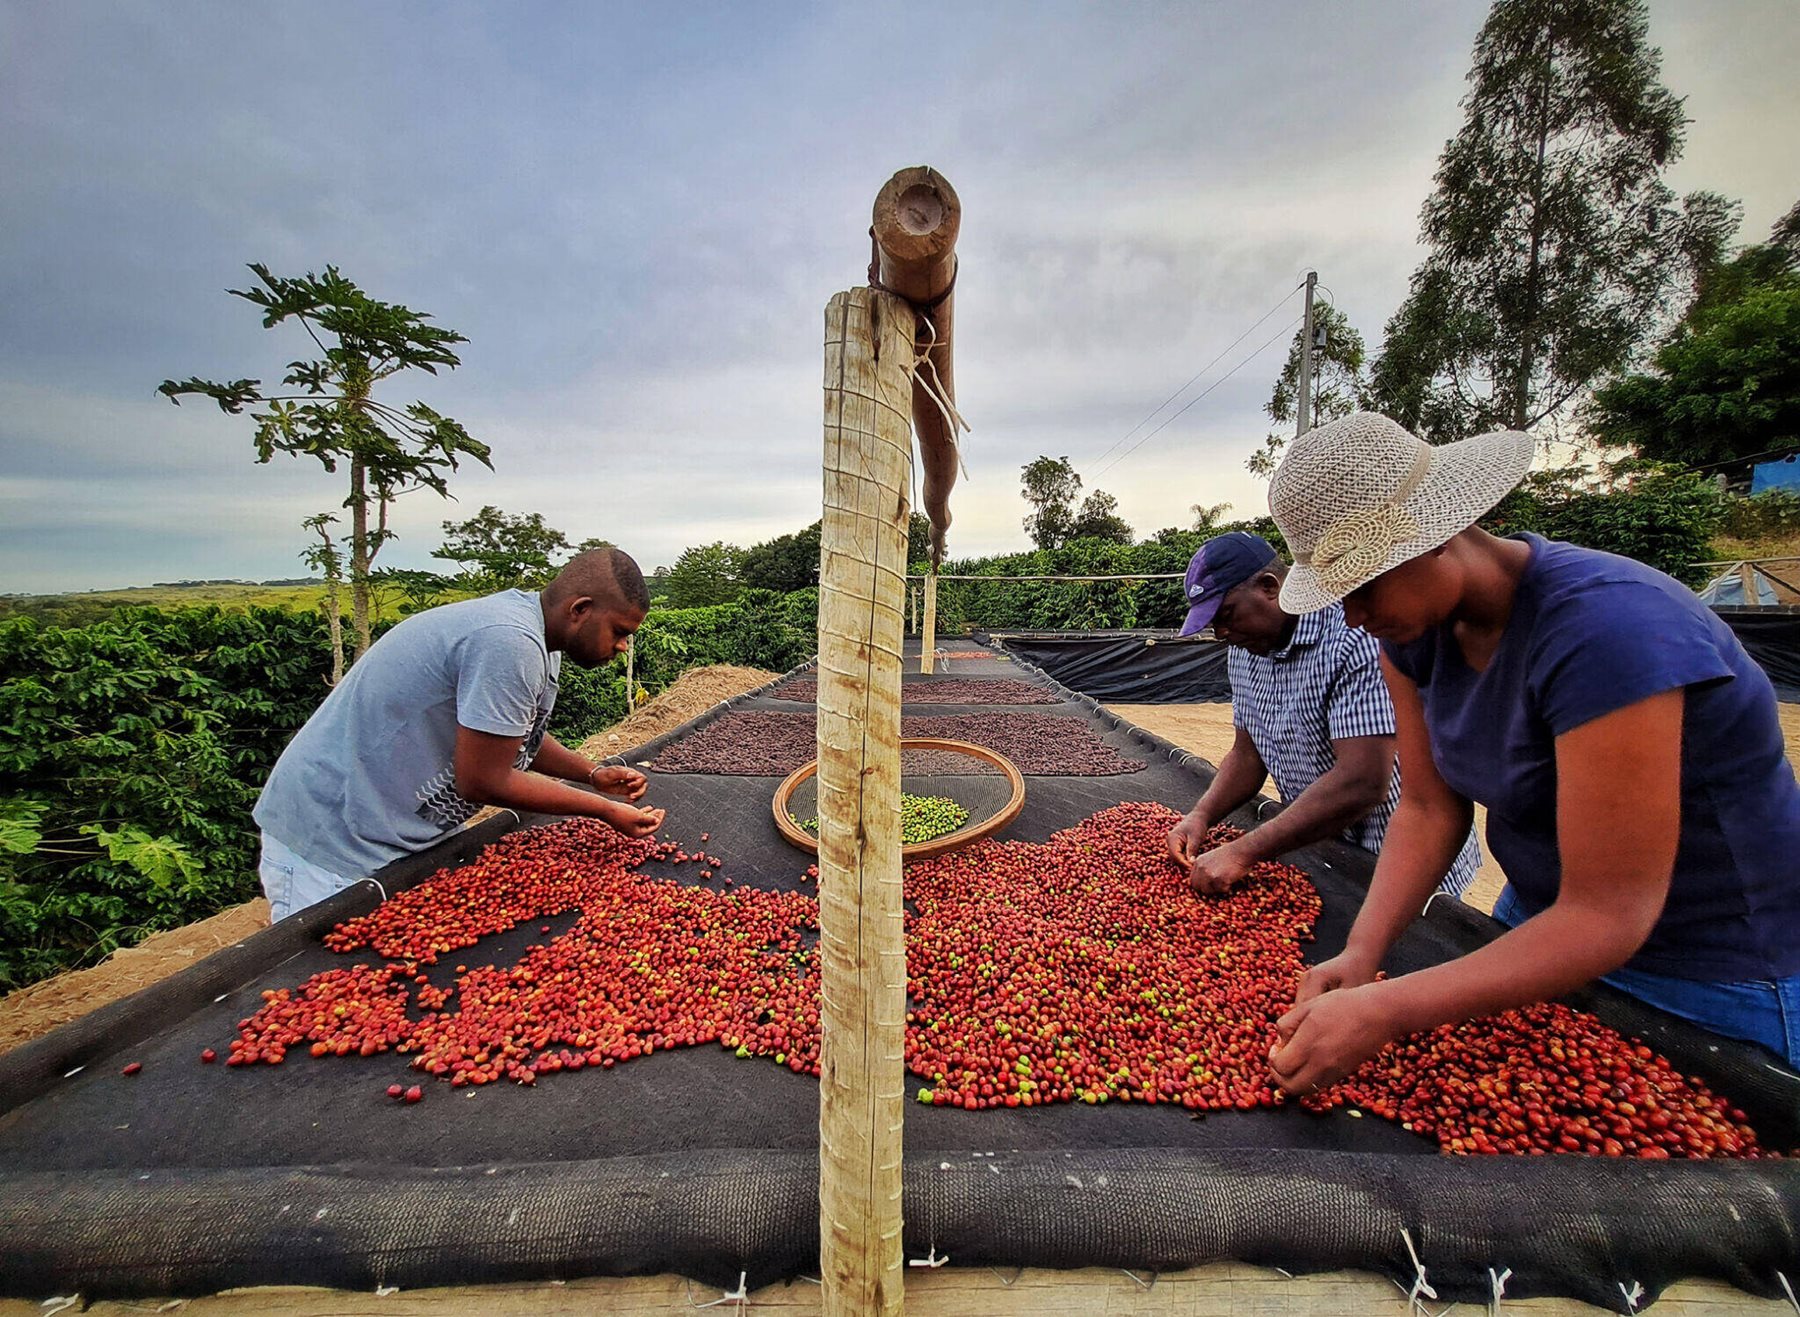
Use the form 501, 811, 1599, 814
816, 286, 911, 1317
323, 572, 345, 685
349, 457, 372, 660
1515, 25, 1557, 430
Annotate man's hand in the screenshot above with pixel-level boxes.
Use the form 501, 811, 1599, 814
589, 765, 648, 802
1293, 948, 1381, 1005
603, 801, 665, 839
1188, 841, 1253, 896
1166, 812, 1213, 873
1268, 983, 1395, 1094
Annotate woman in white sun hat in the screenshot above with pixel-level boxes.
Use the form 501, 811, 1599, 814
1262, 411, 1800, 1093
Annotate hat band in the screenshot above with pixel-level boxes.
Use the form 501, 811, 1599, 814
1292, 442, 1435, 590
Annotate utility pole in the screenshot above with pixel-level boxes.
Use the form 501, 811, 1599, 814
1296, 270, 1317, 438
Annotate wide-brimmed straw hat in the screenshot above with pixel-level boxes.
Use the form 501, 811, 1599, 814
1269, 411, 1534, 615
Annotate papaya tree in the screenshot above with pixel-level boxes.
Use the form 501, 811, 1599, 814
160, 264, 491, 659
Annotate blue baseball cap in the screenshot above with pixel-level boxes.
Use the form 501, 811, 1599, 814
1178, 532, 1279, 636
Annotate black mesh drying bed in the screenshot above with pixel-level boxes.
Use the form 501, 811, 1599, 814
2, 646, 1796, 1309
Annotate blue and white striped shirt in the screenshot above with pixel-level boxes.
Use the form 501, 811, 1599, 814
1228, 602, 1480, 895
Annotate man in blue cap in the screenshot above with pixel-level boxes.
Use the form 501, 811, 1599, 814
1165, 531, 1479, 896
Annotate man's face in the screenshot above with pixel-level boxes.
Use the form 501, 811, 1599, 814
567, 601, 646, 670
1209, 572, 1291, 655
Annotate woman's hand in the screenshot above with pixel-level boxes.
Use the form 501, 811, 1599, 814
1293, 947, 1381, 1005
1269, 983, 1396, 1094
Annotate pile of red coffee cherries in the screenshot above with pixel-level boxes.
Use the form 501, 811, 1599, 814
218, 807, 1769, 1157
1301, 1001, 1766, 1157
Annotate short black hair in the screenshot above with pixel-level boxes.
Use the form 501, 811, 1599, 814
547, 547, 650, 613
605, 548, 650, 612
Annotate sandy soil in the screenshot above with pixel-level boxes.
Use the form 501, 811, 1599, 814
0, 665, 781, 1058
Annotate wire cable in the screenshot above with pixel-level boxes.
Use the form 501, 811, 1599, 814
1086, 282, 1303, 474
1090, 314, 1303, 480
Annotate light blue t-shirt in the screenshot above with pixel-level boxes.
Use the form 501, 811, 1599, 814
254, 590, 561, 879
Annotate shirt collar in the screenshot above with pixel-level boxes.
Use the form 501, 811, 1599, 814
1268, 606, 1331, 661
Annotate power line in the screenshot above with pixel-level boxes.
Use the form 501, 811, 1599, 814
1086, 282, 1303, 474
1090, 314, 1303, 481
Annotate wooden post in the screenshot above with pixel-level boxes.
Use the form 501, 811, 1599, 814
871, 167, 961, 567
818, 285, 912, 1317
920, 571, 938, 674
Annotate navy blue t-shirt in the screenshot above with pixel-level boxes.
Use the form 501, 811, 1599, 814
1385, 535, 1800, 981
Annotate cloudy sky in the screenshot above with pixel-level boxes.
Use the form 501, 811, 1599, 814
3, 2, 1796, 593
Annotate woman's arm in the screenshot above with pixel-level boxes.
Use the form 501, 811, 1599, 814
1270, 688, 1683, 1093
1291, 655, 1474, 997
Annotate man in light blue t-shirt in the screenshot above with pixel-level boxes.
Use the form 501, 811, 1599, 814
254, 547, 664, 920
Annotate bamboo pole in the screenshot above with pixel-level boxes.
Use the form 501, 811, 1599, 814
920, 571, 938, 674
871, 167, 961, 567
817, 285, 912, 1317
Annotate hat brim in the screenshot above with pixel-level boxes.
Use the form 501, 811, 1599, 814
1279, 427, 1535, 615
1178, 594, 1223, 637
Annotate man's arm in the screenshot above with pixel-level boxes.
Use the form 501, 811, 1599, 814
527, 732, 648, 801
455, 726, 663, 837
1197, 733, 1392, 883
1167, 726, 1268, 869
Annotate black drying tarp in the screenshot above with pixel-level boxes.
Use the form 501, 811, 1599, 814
1717, 607, 1800, 700
2, 643, 1798, 1308
979, 629, 1232, 703
989, 611, 1800, 706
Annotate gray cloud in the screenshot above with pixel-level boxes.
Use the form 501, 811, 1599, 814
2, 1, 1794, 591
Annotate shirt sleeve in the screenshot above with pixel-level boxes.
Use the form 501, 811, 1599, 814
1326, 628, 1398, 741
455, 625, 550, 738
1225, 649, 1249, 730
1528, 579, 1736, 737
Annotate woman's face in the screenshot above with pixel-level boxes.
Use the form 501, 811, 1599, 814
1341, 546, 1461, 643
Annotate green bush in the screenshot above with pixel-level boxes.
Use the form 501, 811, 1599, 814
1722, 489, 1800, 545
0, 607, 333, 989
549, 589, 819, 743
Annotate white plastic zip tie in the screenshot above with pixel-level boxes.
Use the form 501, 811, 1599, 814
988, 1266, 1024, 1287
1619, 1279, 1644, 1311
40, 1299, 80, 1317
1488, 1266, 1512, 1314
364, 877, 387, 903
1120, 1269, 1157, 1291
375, 1285, 399, 1296
687, 1271, 748, 1309
908, 1246, 949, 1269
1778, 1270, 1798, 1313
1761, 1063, 1800, 1085
1400, 1227, 1438, 1312
61, 1066, 83, 1079
1422, 891, 1449, 919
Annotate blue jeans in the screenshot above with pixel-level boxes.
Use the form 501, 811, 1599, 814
1492, 885, 1800, 1069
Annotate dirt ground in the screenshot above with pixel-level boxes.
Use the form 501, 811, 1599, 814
0, 664, 779, 1059
0, 899, 271, 1057
1108, 700, 1800, 918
